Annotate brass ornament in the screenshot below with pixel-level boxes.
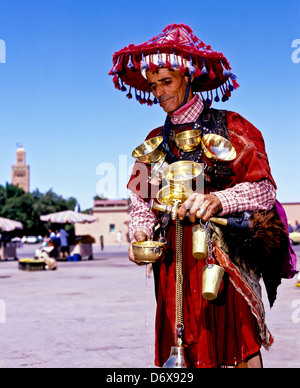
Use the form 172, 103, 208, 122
202, 264, 225, 301
131, 241, 165, 264
174, 130, 202, 152
132, 136, 164, 164
201, 134, 236, 163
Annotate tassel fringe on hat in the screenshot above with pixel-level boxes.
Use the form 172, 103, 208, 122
109, 23, 239, 105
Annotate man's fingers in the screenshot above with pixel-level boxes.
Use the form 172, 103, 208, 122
179, 194, 200, 221
129, 231, 148, 266
134, 231, 147, 242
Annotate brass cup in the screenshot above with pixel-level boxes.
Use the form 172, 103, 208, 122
131, 241, 165, 264
162, 161, 203, 190
156, 185, 193, 206
192, 225, 208, 260
174, 130, 201, 152
202, 264, 225, 300
162, 160, 203, 191
132, 136, 164, 164
201, 134, 237, 163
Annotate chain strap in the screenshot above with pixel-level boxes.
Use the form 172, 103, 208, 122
175, 217, 184, 346
199, 220, 213, 265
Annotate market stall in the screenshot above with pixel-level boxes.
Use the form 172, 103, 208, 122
40, 210, 98, 261
0, 217, 23, 261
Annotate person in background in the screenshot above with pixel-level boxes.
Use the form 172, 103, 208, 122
117, 231, 122, 246
59, 226, 69, 259
100, 235, 104, 251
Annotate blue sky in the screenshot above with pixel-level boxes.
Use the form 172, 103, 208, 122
0, 0, 299, 210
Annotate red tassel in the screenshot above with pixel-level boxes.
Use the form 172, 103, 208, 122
114, 83, 121, 91
116, 61, 123, 72
149, 61, 158, 72
232, 79, 240, 89
147, 97, 153, 106
194, 67, 202, 77
132, 55, 140, 70
209, 68, 217, 80
225, 88, 231, 98
165, 60, 172, 69
180, 63, 186, 75
113, 74, 121, 90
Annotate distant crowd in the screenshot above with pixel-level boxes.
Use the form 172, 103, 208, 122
288, 221, 300, 233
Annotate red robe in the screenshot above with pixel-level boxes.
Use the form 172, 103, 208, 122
128, 111, 275, 367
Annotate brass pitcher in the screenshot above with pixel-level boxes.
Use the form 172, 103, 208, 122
202, 264, 224, 301
192, 225, 208, 260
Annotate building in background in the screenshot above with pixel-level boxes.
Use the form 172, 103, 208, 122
282, 203, 300, 230
75, 199, 130, 246
11, 144, 30, 193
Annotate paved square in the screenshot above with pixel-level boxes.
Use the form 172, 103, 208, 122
0, 244, 299, 368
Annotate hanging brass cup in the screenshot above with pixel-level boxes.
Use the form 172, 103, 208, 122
174, 130, 201, 152
132, 136, 164, 164
192, 225, 208, 260
201, 134, 237, 163
202, 264, 225, 301
131, 241, 165, 264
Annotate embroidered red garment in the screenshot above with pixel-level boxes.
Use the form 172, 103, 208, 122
127, 110, 276, 197
128, 110, 276, 367
153, 222, 267, 368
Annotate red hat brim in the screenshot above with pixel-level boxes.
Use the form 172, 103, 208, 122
109, 24, 239, 104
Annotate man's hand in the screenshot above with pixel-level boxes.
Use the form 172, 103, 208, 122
178, 193, 223, 223
128, 231, 148, 266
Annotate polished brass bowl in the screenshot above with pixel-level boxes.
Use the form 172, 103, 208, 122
132, 241, 165, 264
157, 185, 193, 206
201, 134, 237, 163
162, 161, 203, 186
174, 130, 201, 152
132, 136, 164, 164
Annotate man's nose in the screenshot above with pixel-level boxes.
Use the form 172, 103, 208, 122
155, 84, 166, 98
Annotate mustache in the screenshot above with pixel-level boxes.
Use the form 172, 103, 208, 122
159, 95, 174, 103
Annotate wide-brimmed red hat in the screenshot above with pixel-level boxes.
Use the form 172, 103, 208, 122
109, 23, 239, 106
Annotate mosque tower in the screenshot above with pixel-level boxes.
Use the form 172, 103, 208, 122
11, 143, 30, 193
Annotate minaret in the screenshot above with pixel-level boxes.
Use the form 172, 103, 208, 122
11, 143, 30, 193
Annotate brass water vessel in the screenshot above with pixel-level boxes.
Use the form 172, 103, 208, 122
174, 130, 201, 152
202, 264, 225, 300
162, 161, 203, 190
132, 136, 164, 164
192, 225, 208, 260
201, 134, 236, 163
131, 241, 165, 264
156, 185, 193, 206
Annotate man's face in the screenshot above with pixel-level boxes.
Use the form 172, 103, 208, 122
146, 68, 191, 113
